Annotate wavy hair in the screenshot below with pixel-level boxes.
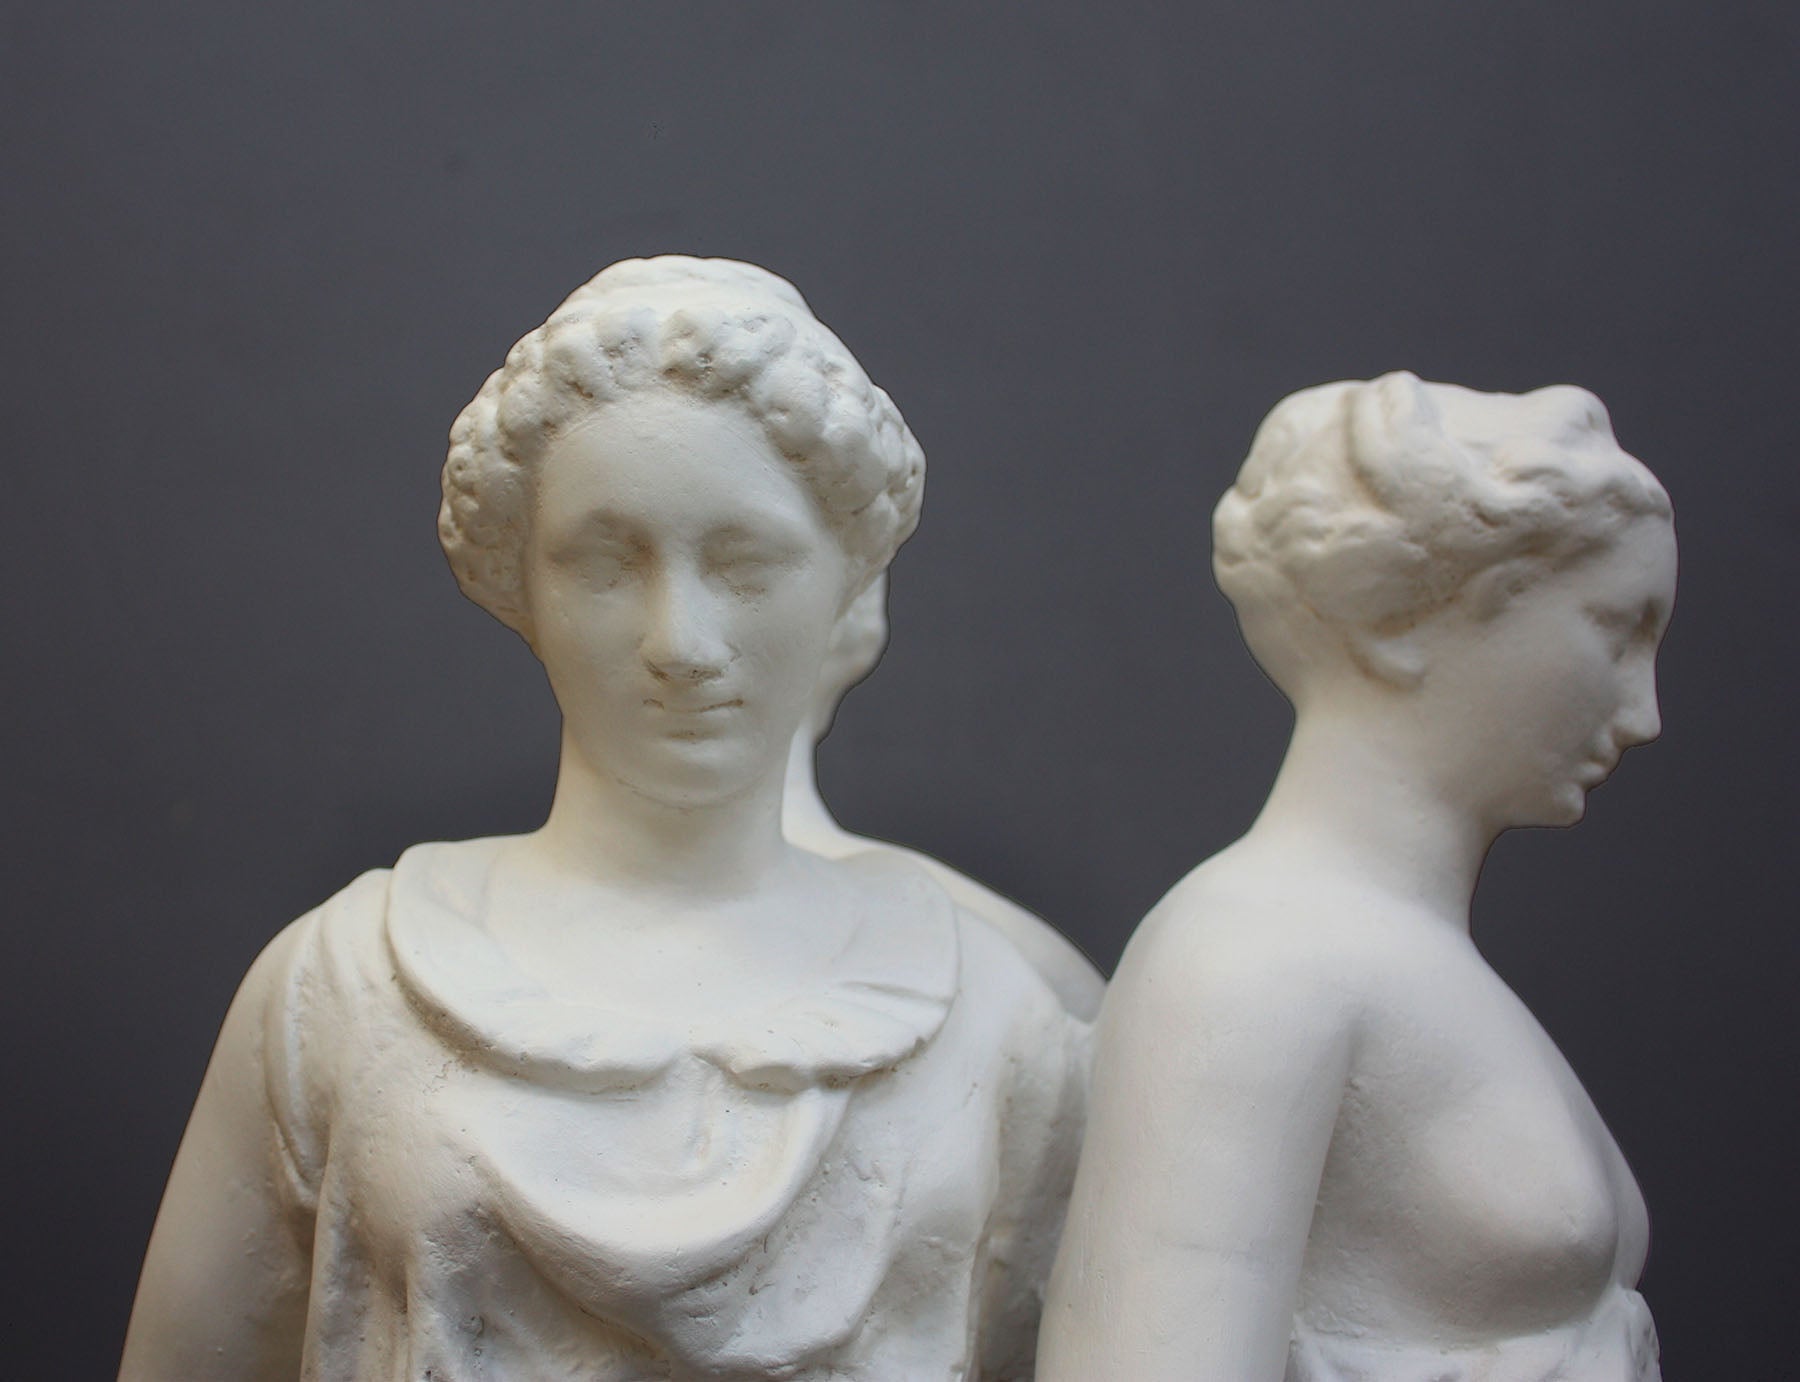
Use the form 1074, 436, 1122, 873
439, 256, 925, 643
1213, 372, 1671, 683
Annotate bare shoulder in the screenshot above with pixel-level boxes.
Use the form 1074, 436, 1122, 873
1106, 846, 1367, 1055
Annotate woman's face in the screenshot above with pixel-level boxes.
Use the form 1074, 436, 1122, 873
1426, 514, 1678, 829
523, 390, 852, 810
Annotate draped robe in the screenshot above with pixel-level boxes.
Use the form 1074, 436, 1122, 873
239, 838, 1086, 1380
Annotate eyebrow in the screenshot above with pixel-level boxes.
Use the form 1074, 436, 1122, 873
708, 508, 820, 549
538, 510, 644, 559
705, 521, 807, 549
548, 507, 638, 536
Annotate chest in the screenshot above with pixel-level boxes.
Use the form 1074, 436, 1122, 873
1309, 963, 1648, 1334
309, 1011, 1008, 1378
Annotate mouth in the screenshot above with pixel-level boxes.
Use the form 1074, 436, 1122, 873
643, 696, 745, 715
643, 696, 744, 743
1574, 753, 1617, 786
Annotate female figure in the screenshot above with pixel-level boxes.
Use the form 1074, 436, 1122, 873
122, 257, 1085, 1381
1041, 373, 1673, 1380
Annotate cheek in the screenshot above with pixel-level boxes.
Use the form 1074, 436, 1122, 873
1567, 646, 1629, 732
732, 582, 843, 698
1501, 616, 1615, 738
530, 589, 647, 702
742, 592, 838, 678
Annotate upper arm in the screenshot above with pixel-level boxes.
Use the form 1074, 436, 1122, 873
1038, 913, 1354, 1382
120, 919, 318, 1382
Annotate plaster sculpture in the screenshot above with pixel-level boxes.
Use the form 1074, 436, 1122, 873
782, 574, 1105, 1021
121, 256, 1087, 1381
1040, 373, 1674, 1381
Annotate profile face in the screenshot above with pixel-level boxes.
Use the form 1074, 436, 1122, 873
523, 390, 852, 809
1436, 515, 1678, 828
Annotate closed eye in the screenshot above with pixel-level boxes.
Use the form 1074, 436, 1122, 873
1585, 602, 1637, 657
705, 533, 801, 592
546, 523, 650, 591
1587, 599, 1667, 657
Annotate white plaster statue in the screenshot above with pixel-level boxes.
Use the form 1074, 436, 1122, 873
1041, 373, 1674, 1381
782, 574, 1104, 1022
121, 256, 1088, 1381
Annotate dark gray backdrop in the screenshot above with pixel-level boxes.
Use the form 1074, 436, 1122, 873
5, 3, 1795, 1376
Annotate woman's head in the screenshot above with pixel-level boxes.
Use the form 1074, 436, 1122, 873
440, 257, 925, 808
440, 256, 925, 646
1215, 372, 1677, 827
1214, 372, 1672, 696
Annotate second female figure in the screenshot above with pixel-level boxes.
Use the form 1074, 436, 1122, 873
1043, 373, 1672, 1381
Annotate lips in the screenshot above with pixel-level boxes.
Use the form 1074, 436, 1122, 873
643, 695, 745, 742
643, 696, 744, 715
1574, 752, 1617, 786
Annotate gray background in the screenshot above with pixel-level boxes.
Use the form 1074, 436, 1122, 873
5, 2, 1795, 1375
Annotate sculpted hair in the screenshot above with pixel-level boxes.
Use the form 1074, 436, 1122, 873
439, 256, 926, 641
1212, 372, 1671, 683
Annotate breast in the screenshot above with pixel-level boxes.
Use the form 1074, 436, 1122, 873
1410, 1081, 1623, 1324
1308, 1052, 1629, 1347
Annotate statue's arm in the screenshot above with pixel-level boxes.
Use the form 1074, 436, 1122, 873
119, 923, 314, 1381
1037, 914, 1352, 1381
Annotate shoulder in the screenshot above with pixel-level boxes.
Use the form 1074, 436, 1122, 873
950, 893, 1093, 1109
1103, 851, 1368, 1068
206, 863, 396, 1200
233, 865, 392, 1017
824, 848, 1036, 1008
254, 841, 525, 1049
845, 839, 1106, 1021
267, 863, 395, 996
311, 863, 393, 937
958, 902, 1065, 1020
301, 834, 521, 962
916, 854, 1105, 1022
835, 849, 1085, 1065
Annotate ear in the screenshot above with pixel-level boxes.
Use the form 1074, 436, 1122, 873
1343, 625, 1428, 689
1461, 559, 1531, 624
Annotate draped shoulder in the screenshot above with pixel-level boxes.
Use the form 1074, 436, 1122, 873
224, 840, 1080, 1379
383, 836, 960, 1093
258, 866, 392, 1213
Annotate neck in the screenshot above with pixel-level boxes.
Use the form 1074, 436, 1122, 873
530, 726, 790, 897
1248, 697, 1497, 926
781, 717, 850, 846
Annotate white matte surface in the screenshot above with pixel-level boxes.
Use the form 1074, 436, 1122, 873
1041, 374, 1673, 1381
121, 258, 1088, 1381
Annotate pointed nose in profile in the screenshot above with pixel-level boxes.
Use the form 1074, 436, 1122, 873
1613, 669, 1663, 750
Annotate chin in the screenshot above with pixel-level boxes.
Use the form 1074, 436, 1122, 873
617, 741, 765, 810
1539, 784, 1590, 828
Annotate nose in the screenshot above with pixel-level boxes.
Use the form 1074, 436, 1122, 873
641, 565, 732, 682
1612, 665, 1662, 750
